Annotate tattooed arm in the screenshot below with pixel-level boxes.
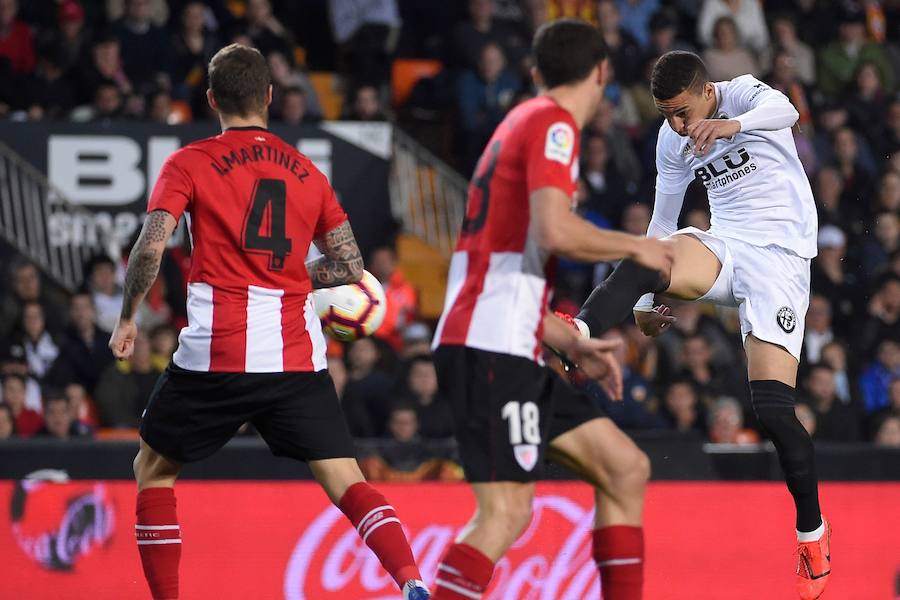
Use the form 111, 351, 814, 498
307, 220, 364, 289
109, 210, 177, 359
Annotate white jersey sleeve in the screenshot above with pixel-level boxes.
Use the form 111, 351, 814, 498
728, 75, 800, 133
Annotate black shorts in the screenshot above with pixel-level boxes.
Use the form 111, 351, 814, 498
433, 345, 604, 483
140, 364, 356, 464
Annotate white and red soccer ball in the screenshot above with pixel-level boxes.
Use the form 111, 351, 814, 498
312, 270, 387, 341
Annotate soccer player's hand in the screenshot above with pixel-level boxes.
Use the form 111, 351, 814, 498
634, 305, 676, 337
109, 319, 138, 360
631, 237, 675, 275
571, 337, 624, 401
686, 119, 741, 156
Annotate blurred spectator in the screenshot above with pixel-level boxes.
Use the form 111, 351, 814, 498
582, 135, 639, 224
93, 333, 161, 427
267, 50, 322, 121
811, 225, 862, 335
147, 88, 173, 123
881, 101, 900, 159
656, 302, 739, 381
803, 294, 834, 364
0, 0, 35, 74
2, 374, 41, 436
813, 167, 845, 227
36, 1, 90, 72
276, 86, 310, 126
802, 363, 860, 441
0, 402, 14, 439
702, 16, 759, 82
87, 255, 124, 333
328, 355, 348, 400
707, 396, 759, 444
821, 341, 857, 406
34, 389, 92, 440
244, 0, 293, 58
399, 355, 452, 438
457, 42, 519, 171
106, 0, 168, 25
844, 62, 888, 152
369, 246, 418, 352
345, 83, 387, 121
875, 170, 900, 215
592, 328, 664, 429
149, 324, 177, 369
5, 301, 59, 381
680, 333, 742, 400
620, 202, 651, 236
615, 0, 659, 49
817, 7, 894, 100
831, 126, 878, 207
170, 1, 217, 107
65, 382, 95, 428
77, 34, 132, 107
376, 404, 434, 472
596, 0, 642, 85
660, 379, 704, 433
0, 354, 41, 412
342, 337, 393, 436
859, 339, 900, 414
764, 12, 815, 85
111, 0, 171, 92
450, 0, 527, 72
766, 50, 814, 130
644, 7, 693, 59
0, 259, 65, 339
874, 413, 900, 447
857, 274, 900, 358
585, 99, 643, 189
46, 292, 114, 394
330, 0, 400, 87
25, 41, 79, 120
795, 402, 817, 438
697, 0, 768, 54
399, 322, 432, 359
859, 212, 899, 281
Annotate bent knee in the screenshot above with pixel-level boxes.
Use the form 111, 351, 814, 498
602, 448, 650, 493
480, 497, 534, 538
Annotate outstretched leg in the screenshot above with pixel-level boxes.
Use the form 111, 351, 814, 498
744, 336, 829, 599
550, 418, 650, 600
431, 481, 534, 599
133, 438, 183, 600
310, 458, 427, 596
577, 233, 721, 336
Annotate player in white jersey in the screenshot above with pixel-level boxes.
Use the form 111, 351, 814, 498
570, 52, 831, 599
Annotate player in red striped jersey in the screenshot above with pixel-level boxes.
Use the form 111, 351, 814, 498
429, 20, 674, 600
109, 44, 430, 600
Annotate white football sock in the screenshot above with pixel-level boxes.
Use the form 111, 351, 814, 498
796, 519, 825, 542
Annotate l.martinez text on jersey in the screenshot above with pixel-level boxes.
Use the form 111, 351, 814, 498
210, 143, 311, 183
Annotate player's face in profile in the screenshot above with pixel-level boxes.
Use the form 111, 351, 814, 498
654, 83, 714, 136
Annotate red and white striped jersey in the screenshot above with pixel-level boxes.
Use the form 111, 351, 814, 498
148, 127, 347, 372
433, 96, 581, 363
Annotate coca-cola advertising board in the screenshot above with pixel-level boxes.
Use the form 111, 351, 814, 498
0, 480, 897, 599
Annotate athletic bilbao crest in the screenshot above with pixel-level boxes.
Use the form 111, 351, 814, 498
9, 470, 115, 570
513, 444, 539, 472
777, 306, 797, 333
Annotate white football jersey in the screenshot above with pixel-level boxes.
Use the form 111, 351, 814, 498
655, 74, 818, 258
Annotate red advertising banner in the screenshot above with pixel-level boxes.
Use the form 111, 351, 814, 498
0, 480, 897, 599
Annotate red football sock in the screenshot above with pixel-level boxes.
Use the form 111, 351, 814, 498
338, 482, 420, 587
432, 543, 495, 599
593, 526, 644, 600
136, 487, 181, 600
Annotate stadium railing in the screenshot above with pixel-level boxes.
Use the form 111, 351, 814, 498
0, 142, 118, 291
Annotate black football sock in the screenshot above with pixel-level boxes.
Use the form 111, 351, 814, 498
576, 259, 669, 337
750, 380, 822, 532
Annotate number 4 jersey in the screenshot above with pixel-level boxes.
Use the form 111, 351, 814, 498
148, 126, 347, 373
433, 96, 581, 363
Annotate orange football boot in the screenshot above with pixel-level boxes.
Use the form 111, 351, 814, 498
797, 518, 831, 600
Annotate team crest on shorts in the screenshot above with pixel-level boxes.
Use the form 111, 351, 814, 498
513, 444, 539, 472
776, 306, 796, 333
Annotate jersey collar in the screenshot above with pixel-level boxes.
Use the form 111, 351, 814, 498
225, 125, 269, 132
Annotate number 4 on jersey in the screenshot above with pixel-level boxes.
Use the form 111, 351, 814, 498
243, 178, 292, 271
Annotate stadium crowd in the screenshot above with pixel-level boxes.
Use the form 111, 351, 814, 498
0, 0, 899, 471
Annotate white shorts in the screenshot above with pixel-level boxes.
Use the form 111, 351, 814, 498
671, 227, 810, 361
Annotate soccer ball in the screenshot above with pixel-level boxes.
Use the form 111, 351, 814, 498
312, 270, 387, 341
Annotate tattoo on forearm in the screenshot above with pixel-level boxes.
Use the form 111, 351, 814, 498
308, 221, 364, 289
121, 211, 168, 319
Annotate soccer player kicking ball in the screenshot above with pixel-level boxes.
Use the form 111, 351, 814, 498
109, 44, 430, 600
430, 20, 674, 600
571, 51, 831, 599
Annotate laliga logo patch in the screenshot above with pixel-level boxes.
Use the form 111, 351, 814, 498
777, 306, 796, 333
514, 444, 539, 472
544, 122, 574, 165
